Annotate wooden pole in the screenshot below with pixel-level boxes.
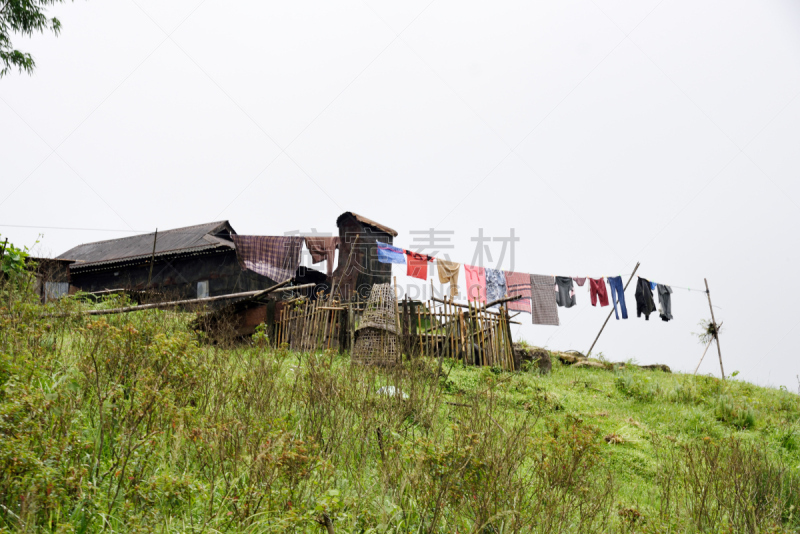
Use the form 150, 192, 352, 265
348, 304, 355, 352
694, 338, 714, 375
416, 305, 423, 357
704, 278, 725, 379
81, 281, 312, 316
485, 294, 522, 308
147, 229, 158, 288
586, 262, 640, 357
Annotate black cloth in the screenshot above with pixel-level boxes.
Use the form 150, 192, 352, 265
635, 277, 657, 320
555, 276, 576, 308
657, 284, 673, 322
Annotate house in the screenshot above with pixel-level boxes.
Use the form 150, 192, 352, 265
56, 211, 398, 305
57, 221, 278, 300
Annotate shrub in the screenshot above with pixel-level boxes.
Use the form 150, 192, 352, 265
715, 394, 757, 429
653, 435, 800, 532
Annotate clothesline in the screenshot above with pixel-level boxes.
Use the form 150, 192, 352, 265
382, 239, 705, 300
376, 240, 699, 325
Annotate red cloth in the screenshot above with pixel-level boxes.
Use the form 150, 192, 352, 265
464, 264, 487, 303
589, 277, 609, 307
406, 251, 432, 280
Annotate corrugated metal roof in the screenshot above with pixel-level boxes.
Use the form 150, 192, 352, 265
336, 212, 398, 237
57, 221, 236, 268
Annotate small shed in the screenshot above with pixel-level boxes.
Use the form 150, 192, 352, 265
331, 212, 398, 299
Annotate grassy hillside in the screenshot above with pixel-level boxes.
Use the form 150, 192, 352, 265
1, 283, 800, 533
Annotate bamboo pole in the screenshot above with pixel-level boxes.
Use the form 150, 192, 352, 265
82, 282, 313, 316
694, 338, 714, 375
467, 304, 474, 366
279, 307, 286, 346
586, 263, 640, 357
416, 305, 423, 357
704, 278, 725, 379
468, 300, 477, 365
485, 294, 522, 308
477, 300, 487, 366
446, 297, 454, 361
504, 304, 516, 371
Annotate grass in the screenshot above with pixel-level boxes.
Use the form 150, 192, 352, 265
2, 281, 800, 533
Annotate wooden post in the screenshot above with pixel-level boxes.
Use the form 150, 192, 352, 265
704, 278, 725, 379
694, 338, 714, 375
503, 304, 515, 371
348, 304, 355, 352
147, 229, 158, 288
586, 262, 640, 357
403, 295, 411, 358
416, 305, 423, 357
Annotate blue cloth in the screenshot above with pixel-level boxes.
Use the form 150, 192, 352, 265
485, 268, 507, 307
649, 281, 657, 291
607, 276, 628, 320
377, 241, 406, 264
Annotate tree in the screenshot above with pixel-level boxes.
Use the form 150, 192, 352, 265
1, 0, 71, 77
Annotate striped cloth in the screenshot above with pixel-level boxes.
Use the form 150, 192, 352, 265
231, 235, 303, 283
530, 274, 559, 326
485, 268, 507, 308
504, 271, 531, 314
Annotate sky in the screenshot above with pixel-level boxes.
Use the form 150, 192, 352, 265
2, 0, 800, 389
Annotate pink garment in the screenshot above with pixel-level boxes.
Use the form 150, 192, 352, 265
573, 277, 587, 287
464, 264, 487, 304
504, 271, 532, 314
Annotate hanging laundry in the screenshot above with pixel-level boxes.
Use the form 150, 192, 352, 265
464, 264, 487, 304
650, 281, 657, 291
657, 284, 673, 322
635, 277, 657, 320
573, 277, 587, 287
485, 268, 507, 307
555, 276, 577, 308
436, 258, 460, 297
589, 277, 609, 307
231, 235, 303, 283
504, 271, 532, 314
607, 276, 628, 320
530, 274, 559, 326
376, 241, 406, 264
406, 251, 432, 280
304, 236, 339, 276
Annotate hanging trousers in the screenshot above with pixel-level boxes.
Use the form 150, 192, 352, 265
589, 277, 609, 307
607, 276, 628, 320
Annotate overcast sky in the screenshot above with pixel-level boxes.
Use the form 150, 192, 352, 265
2, 0, 800, 389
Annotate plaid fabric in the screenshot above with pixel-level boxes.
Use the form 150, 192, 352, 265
305, 236, 339, 276
436, 259, 460, 297
232, 235, 303, 283
464, 264, 487, 304
504, 271, 531, 314
406, 251, 431, 280
530, 274, 559, 326
485, 268, 507, 307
